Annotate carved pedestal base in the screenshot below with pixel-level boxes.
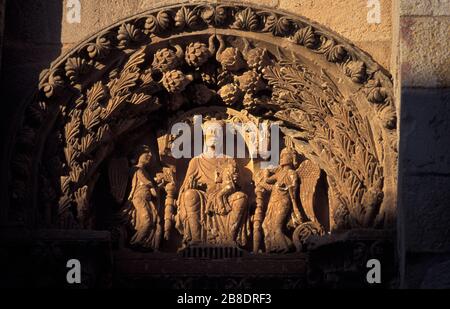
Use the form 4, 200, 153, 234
0, 228, 395, 288
178, 244, 244, 259
113, 230, 396, 288
113, 250, 307, 289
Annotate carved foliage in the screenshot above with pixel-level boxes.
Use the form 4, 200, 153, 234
55, 47, 161, 226
264, 63, 385, 228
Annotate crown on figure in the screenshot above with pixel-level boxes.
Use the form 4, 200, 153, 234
201, 118, 226, 130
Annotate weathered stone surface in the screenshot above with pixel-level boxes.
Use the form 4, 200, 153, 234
403, 175, 450, 252
400, 16, 450, 87
61, 0, 190, 44
62, 0, 284, 45
400, 88, 450, 174
421, 258, 450, 288
399, 88, 450, 253
356, 40, 392, 70
404, 253, 450, 288
279, 0, 392, 69
400, 0, 450, 16
238, 0, 279, 7
279, 0, 392, 41
58, 0, 393, 70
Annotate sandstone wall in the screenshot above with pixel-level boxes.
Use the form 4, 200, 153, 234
396, 0, 450, 288
60, 0, 393, 70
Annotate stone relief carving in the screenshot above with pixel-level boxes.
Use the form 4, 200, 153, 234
175, 120, 250, 249
262, 147, 302, 253
123, 148, 162, 250
6, 2, 397, 254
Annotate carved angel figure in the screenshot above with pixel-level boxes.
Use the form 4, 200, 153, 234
292, 155, 326, 251
262, 148, 303, 253
124, 150, 162, 250
175, 120, 250, 248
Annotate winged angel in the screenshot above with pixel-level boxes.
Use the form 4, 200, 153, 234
255, 147, 325, 253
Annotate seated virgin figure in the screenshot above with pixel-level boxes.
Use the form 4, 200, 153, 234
175, 120, 250, 248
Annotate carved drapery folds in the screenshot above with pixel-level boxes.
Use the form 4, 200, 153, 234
7, 2, 397, 253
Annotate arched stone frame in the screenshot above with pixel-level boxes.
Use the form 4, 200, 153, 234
4, 2, 397, 237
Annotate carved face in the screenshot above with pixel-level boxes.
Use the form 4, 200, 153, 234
280, 148, 294, 167
138, 151, 152, 167
204, 122, 223, 148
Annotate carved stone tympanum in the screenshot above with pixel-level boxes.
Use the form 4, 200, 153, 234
5, 2, 397, 256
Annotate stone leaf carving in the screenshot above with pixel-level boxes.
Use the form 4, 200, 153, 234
108, 157, 130, 204
263, 63, 386, 229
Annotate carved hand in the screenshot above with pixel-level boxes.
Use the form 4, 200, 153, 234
150, 187, 157, 197
155, 173, 165, 186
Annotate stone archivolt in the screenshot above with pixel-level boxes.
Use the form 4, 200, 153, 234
7, 3, 397, 254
